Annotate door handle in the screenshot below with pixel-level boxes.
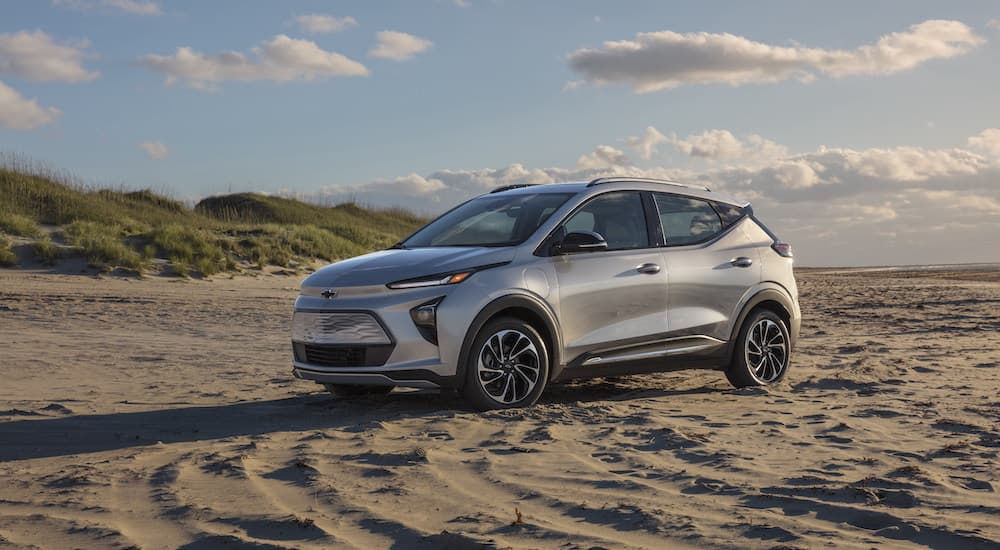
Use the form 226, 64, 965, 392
636, 263, 661, 274
730, 257, 753, 268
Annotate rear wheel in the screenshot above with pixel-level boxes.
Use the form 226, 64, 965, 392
462, 317, 549, 410
726, 309, 790, 388
323, 384, 394, 397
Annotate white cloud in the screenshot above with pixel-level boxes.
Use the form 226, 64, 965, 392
0, 80, 61, 130
576, 145, 631, 169
763, 159, 823, 190
917, 190, 1000, 214
967, 128, 1000, 156
139, 141, 168, 160
357, 173, 445, 196
139, 35, 369, 90
369, 31, 433, 61
831, 203, 898, 224
0, 30, 98, 83
568, 19, 984, 92
673, 129, 744, 159
670, 129, 789, 162
625, 126, 667, 160
53, 0, 161, 16
103, 0, 160, 15
294, 14, 358, 34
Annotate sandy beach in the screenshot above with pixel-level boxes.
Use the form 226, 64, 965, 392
1, 267, 998, 549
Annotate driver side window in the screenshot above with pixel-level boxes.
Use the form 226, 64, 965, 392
561, 191, 649, 250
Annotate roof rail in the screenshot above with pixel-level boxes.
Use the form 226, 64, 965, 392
586, 176, 710, 192
489, 184, 536, 194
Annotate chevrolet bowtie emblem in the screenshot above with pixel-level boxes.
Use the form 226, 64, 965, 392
320, 289, 337, 299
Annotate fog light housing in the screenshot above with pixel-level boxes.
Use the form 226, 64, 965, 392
410, 297, 443, 344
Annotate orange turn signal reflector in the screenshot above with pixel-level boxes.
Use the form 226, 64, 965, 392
447, 272, 472, 284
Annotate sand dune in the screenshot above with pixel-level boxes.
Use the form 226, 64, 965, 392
1, 268, 998, 548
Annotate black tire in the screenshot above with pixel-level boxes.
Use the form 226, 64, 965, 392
461, 317, 549, 410
323, 384, 394, 397
726, 308, 791, 388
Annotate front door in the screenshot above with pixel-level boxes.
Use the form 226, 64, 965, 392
550, 191, 669, 361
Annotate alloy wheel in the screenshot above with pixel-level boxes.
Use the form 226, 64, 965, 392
745, 318, 787, 383
476, 329, 541, 404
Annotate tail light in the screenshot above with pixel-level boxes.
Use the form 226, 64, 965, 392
771, 241, 793, 258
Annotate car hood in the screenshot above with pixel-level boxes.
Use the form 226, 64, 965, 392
302, 247, 517, 288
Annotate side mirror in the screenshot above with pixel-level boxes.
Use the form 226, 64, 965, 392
555, 230, 608, 254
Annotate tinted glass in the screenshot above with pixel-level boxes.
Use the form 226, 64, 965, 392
561, 191, 649, 250
654, 193, 723, 246
713, 202, 745, 228
404, 192, 573, 247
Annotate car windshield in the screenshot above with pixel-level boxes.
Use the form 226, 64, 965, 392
402, 192, 574, 248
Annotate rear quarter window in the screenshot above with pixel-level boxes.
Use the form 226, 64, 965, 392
712, 202, 746, 228
653, 193, 723, 246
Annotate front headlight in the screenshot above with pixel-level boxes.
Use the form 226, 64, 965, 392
387, 271, 473, 290
385, 261, 510, 290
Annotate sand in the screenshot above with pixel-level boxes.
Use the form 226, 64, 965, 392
0, 267, 998, 549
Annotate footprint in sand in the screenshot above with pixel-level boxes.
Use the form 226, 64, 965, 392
950, 476, 994, 492
591, 451, 625, 464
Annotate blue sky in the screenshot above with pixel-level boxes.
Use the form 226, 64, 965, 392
1, 0, 999, 265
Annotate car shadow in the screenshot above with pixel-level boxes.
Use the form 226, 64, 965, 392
0, 391, 463, 462
542, 377, 725, 404
0, 379, 728, 462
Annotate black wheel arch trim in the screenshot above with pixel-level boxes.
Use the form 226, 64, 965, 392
457, 293, 563, 387
725, 288, 797, 365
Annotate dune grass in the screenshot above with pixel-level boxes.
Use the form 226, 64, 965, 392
0, 153, 426, 276
33, 237, 60, 265
0, 236, 16, 267
0, 212, 41, 238
147, 224, 230, 275
62, 221, 146, 271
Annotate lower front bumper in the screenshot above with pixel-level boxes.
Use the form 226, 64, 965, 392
292, 361, 458, 389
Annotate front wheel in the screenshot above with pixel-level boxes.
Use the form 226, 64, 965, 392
726, 309, 790, 388
323, 384, 394, 397
462, 317, 549, 410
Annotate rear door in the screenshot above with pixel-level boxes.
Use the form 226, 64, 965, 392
652, 193, 759, 341
550, 191, 669, 361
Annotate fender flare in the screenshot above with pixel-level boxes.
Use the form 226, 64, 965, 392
456, 293, 563, 387
724, 287, 797, 366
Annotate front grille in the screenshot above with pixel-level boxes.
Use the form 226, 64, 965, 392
304, 345, 365, 366
296, 343, 395, 367
292, 311, 391, 345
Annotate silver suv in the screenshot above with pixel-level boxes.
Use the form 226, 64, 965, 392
291, 177, 800, 409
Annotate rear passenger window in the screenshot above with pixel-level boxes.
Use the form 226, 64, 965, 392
653, 194, 723, 246
712, 202, 745, 228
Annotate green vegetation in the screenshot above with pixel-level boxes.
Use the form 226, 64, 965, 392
0, 154, 425, 276
33, 237, 60, 265
0, 236, 16, 267
147, 224, 228, 276
0, 212, 41, 238
62, 220, 146, 271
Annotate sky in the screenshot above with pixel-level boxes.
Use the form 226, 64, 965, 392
1, 0, 998, 267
